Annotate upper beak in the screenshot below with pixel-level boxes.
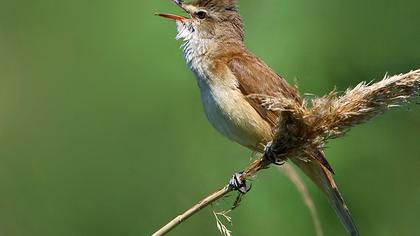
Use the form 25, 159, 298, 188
155, 0, 189, 21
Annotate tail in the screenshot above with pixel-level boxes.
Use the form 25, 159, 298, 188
291, 153, 359, 236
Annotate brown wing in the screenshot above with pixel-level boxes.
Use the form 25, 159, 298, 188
226, 52, 301, 127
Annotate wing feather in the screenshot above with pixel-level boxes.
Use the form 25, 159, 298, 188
225, 52, 301, 127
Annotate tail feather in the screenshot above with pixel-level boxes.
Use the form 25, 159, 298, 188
312, 149, 335, 175
291, 154, 359, 236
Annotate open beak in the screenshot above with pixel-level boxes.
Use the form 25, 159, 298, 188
155, 0, 190, 21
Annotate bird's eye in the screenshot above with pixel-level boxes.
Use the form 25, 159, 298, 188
195, 10, 207, 19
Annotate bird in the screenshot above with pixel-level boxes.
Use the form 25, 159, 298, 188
157, 0, 359, 235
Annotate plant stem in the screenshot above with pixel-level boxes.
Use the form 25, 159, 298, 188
151, 158, 271, 236
151, 185, 233, 236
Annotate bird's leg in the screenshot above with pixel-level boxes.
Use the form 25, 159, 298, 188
264, 141, 286, 165
228, 172, 252, 194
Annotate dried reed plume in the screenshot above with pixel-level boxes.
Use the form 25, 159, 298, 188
267, 69, 420, 159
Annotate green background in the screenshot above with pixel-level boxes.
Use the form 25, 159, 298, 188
0, 0, 419, 235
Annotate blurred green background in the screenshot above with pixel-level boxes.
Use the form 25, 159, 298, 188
0, 0, 419, 235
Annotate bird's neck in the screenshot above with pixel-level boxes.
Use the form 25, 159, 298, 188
181, 39, 246, 84
184, 40, 247, 90
176, 22, 246, 80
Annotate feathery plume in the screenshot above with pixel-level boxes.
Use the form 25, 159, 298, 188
268, 69, 420, 158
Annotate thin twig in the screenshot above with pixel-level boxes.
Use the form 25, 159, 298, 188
279, 164, 324, 236
151, 185, 233, 236
151, 158, 271, 236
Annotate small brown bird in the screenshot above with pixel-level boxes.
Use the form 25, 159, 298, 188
157, 0, 358, 235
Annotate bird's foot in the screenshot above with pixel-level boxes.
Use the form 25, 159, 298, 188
264, 141, 286, 165
228, 172, 252, 194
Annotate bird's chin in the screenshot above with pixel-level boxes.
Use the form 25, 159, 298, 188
175, 21, 194, 41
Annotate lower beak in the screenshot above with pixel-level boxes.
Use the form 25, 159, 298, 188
155, 13, 188, 21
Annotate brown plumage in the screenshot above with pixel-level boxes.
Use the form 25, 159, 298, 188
227, 52, 301, 125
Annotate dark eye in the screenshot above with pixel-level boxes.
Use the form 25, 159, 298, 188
195, 10, 207, 19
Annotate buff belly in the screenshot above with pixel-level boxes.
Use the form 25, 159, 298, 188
197, 80, 272, 151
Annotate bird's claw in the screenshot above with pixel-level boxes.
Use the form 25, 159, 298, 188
264, 142, 286, 165
228, 172, 252, 194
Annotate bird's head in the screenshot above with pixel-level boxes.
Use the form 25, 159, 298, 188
157, 0, 244, 43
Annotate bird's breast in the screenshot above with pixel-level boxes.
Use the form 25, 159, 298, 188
196, 74, 272, 151
181, 38, 272, 150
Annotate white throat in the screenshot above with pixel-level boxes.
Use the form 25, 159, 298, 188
176, 21, 211, 81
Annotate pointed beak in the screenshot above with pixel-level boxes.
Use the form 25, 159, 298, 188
155, 0, 190, 21
155, 13, 188, 21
